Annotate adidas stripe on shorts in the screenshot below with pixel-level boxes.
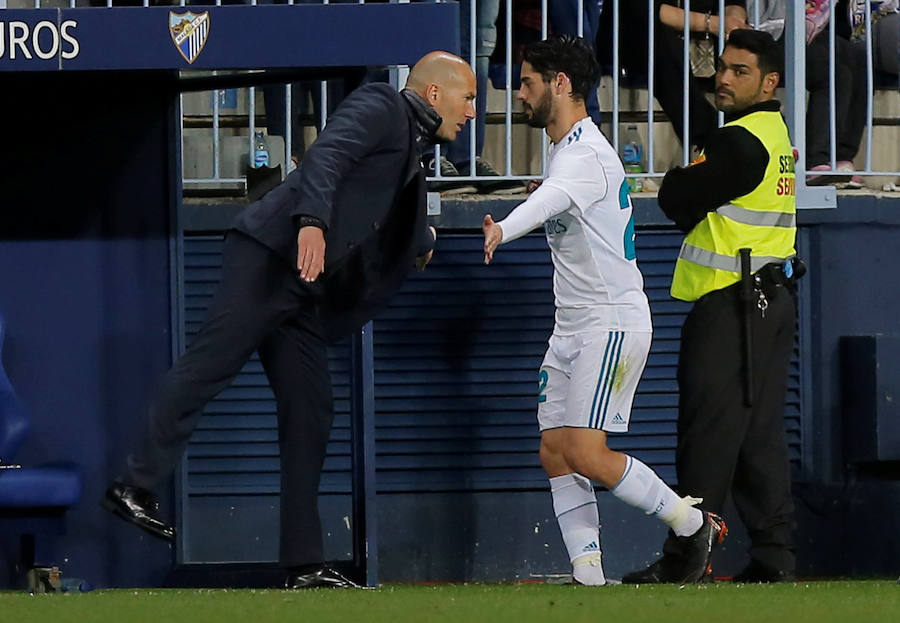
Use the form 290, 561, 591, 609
537, 329, 651, 433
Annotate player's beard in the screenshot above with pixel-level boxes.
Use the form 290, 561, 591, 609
524, 89, 553, 128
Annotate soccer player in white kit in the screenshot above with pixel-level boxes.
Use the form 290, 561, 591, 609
482, 36, 727, 585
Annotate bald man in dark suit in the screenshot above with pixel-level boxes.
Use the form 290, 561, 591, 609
103, 52, 476, 588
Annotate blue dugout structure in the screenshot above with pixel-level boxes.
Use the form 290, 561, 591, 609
0, 4, 457, 589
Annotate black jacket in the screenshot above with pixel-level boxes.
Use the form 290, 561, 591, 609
231, 82, 434, 342
658, 99, 779, 232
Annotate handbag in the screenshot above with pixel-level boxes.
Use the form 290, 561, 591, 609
689, 36, 717, 78
676, 2, 717, 78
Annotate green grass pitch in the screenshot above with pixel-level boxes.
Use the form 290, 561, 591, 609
2, 581, 897, 623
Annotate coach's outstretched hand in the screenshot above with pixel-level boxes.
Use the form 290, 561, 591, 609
482, 214, 502, 265
297, 226, 326, 282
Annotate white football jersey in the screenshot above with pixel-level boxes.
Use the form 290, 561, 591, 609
538, 118, 651, 335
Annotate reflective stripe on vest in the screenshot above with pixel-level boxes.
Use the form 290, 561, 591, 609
680, 242, 794, 274
715, 203, 796, 228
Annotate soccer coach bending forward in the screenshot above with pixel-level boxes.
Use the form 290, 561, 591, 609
624, 29, 801, 584
102, 52, 476, 589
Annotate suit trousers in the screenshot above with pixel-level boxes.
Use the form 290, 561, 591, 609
663, 277, 797, 573
124, 230, 333, 567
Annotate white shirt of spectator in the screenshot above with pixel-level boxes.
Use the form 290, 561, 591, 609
496, 117, 652, 335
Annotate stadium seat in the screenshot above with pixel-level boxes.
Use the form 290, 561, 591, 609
0, 312, 82, 582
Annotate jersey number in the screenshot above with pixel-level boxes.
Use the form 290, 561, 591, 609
618, 180, 636, 260
538, 369, 549, 403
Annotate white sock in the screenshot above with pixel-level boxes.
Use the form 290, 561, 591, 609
550, 473, 606, 585
609, 455, 704, 537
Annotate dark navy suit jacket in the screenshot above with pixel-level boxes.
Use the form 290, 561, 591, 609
232, 83, 434, 342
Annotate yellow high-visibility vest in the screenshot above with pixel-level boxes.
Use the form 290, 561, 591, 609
670, 109, 797, 302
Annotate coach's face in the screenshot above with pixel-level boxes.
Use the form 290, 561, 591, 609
518, 62, 554, 129
431, 70, 477, 142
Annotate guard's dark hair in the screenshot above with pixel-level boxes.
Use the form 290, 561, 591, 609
522, 35, 600, 102
724, 28, 783, 78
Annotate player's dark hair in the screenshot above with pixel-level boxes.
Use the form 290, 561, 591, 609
522, 35, 600, 102
724, 28, 783, 78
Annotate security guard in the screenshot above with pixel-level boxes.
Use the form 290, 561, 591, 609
623, 29, 800, 584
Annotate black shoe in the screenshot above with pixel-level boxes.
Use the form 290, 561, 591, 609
102, 482, 176, 542
285, 567, 361, 589
678, 512, 728, 583
424, 156, 476, 195
467, 157, 525, 195
622, 512, 728, 584
732, 560, 796, 583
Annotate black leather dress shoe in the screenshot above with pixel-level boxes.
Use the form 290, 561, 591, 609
102, 482, 176, 542
285, 567, 361, 589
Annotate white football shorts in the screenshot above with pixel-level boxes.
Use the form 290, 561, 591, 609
537, 329, 651, 433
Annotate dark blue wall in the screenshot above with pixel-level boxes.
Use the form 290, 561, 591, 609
0, 72, 178, 588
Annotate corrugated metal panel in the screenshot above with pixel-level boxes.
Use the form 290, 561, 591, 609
181, 230, 802, 497
181, 236, 352, 496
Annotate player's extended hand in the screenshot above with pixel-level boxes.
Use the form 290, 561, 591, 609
296, 226, 326, 282
415, 226, 437, 272
483, 214, 503, 265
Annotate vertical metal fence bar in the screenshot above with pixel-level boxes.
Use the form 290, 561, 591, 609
286, 0, 294, 172
212, 78, 221, 180
249, 87, 257, 173
682, 0, 690, 165
751, 0, 758, 30
321, 0, 330, 132
647, 0, 654, 174
469, 0, 477, 176
785, 0, 835, 207
250, 0, 257, 174
784, 0, 806, 178
612, 0, 620, 152
827, 5, 836, 170
541, 0, 548, 174
285, 85, 293, 172
505, 0, 512, 176
577, 0, 583, 37
716, 0, 724, 128
180, 92, 186, 185
864, 0, 874, 172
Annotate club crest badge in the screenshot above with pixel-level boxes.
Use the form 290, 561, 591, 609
169, 11, 210, 65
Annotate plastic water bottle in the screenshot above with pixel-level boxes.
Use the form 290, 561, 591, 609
621, 125, 644, 193
253, 130, 270, 168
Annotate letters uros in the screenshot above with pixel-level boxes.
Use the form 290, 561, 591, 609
0, 20, 79, 60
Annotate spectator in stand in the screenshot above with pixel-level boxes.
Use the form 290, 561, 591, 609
846, 0, 898, 75
750, 0, 868, 186
597, 1, 750, 153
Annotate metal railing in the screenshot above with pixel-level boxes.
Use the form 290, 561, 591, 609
5, 0, 898, 199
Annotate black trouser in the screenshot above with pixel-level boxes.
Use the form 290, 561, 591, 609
790, 33, 868, 167
663, 276, 796, 573
124, 231, 333, 567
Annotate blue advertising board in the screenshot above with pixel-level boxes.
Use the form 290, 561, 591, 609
0, 4, 459, 72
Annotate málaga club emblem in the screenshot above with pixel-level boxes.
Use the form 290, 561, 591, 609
169, 11, 210, 65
